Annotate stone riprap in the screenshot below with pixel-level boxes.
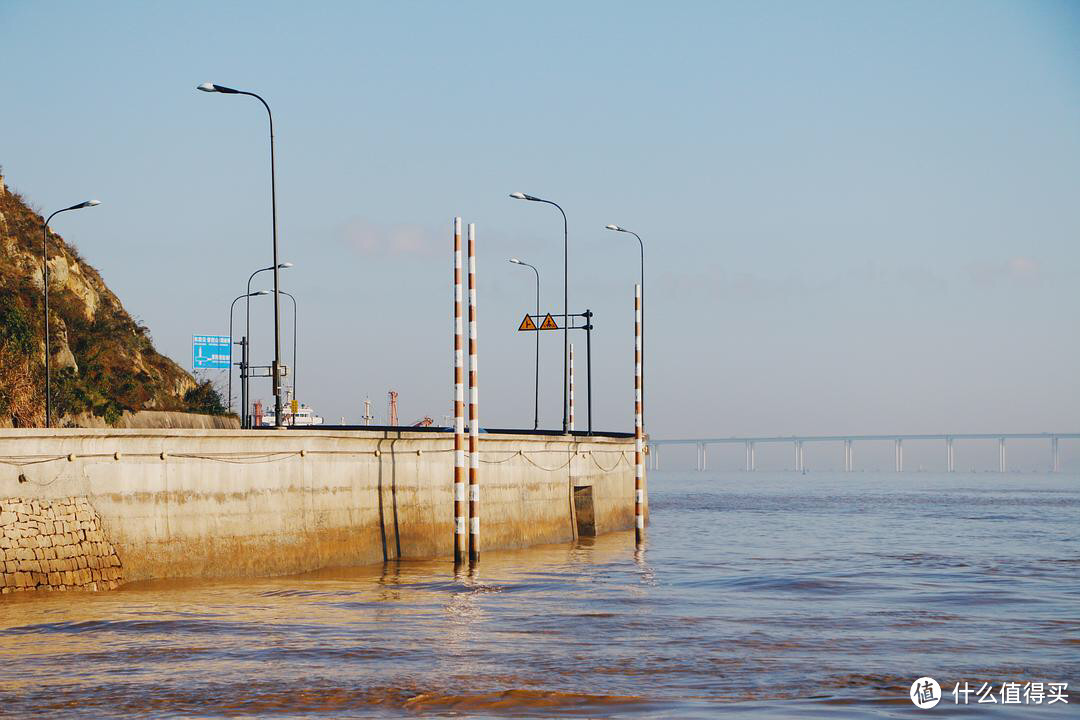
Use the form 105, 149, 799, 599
0, 496, 123, 594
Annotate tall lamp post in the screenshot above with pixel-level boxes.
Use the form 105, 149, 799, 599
198, 81, 285, 427
244, 262, 292, 426
228, 290, 269, 417
510, 192, 569, 433
42, 199, 100, 427
605, 224, 645, 429
508, 258, 540, 430
279, 290, 298, 426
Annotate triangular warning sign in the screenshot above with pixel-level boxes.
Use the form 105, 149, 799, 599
539, 313, 559, 330
518, 314, 537, 331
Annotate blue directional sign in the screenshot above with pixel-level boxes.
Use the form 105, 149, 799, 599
192, 335, 231, 370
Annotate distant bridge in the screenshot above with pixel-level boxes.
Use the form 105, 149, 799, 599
648, 433, 1080, 472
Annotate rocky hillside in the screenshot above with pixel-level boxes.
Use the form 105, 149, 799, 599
0, 170, 226, 427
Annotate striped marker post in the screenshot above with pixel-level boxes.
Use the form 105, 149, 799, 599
453, 217, 466, 565
467, 222, 480, 566
569, 343, 575, 432
634, 283, 644, 543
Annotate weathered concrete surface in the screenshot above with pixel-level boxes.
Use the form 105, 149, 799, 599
66, 410, 241, 430
0, 429, 646, 590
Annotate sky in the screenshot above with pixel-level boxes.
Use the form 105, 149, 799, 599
1, 0, 1078, 467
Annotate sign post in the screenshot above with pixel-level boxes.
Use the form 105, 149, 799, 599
192, 335, 232, 370
517, 310, 594, 433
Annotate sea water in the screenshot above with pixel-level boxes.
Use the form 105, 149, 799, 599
0, 471, 1076, 717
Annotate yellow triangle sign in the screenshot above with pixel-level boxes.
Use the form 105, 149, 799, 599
518, 314, 537, 331
539, 313, 559, 330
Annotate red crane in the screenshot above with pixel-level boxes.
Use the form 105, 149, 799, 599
387, 390, 398, 426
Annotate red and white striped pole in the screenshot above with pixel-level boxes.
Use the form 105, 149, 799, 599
634, 283, 644, 543
569, 343, 575, 432
467, 222, 480, 565
453, 217, 466, 565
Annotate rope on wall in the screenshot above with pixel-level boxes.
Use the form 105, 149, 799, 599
0, 446, 631, 470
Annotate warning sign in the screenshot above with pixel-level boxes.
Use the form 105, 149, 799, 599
539, 314, 559, 330
518, 314, 538, 331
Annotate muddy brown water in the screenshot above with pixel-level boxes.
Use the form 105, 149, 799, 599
0, 471, 1077, 718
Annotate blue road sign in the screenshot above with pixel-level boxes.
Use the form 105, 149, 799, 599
193, 335, 231, 370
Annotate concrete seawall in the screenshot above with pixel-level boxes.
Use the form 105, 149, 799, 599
0, 429, 645, 593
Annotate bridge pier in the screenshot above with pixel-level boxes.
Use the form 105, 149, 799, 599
999, 438, 1006, 473
744, 441, 756, 472
794, 440, 804, 472
947, 437, 955, 473
895, 438, 903, 472
1051, 437, 1059, 473
843, 439, 853, 472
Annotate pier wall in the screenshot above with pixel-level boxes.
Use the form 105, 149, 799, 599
0, 429, 644, 592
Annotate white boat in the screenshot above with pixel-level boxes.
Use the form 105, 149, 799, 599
258, 403, 324, 427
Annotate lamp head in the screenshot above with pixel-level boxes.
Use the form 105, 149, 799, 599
278, 262, 294, 269
64, 199, 101, 211
508, 258, 522, 264
197, 82, 241, 94
509, 191, 541, 202
251, 290, 270, 296
605, 224, 622, 232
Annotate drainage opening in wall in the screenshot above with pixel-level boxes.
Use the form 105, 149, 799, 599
573, 486, 596, 537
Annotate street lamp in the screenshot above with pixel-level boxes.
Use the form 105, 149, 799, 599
42, 199, 100, 427
279, 290, 298, 426
509, 258, 540, 430
510, 191, 570, 433
244, 262, 292, 428
605, 224, 645, 429
198, 81, 285, 427
229, 290, 270, 419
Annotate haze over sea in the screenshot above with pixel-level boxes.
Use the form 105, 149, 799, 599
0, 470, 1076, 718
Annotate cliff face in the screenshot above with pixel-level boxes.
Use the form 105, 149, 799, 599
0, 171, 216, 427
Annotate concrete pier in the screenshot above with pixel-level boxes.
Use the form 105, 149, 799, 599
0, 428, 643, 592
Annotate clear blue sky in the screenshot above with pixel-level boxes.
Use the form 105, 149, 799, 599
2, 1, 1078, 463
